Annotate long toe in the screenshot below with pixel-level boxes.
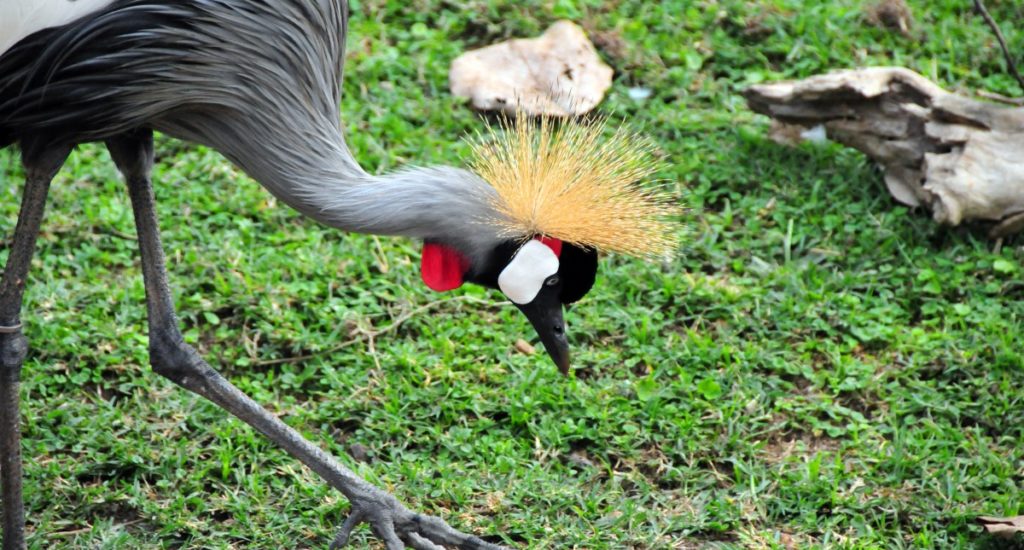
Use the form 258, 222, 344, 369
331, 489, 510, 550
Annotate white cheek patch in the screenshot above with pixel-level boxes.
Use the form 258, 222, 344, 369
497, 240, 560, 304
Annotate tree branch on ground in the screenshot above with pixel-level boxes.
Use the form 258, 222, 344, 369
744, 67, 1024, 237
973, 0, 1024, 93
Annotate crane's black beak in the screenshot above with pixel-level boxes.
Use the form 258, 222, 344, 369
516, 288, 571, 375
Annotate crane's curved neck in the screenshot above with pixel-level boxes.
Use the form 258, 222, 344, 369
163, 114, 506, 260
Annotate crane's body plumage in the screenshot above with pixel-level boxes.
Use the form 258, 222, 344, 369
0, 0, 504, 260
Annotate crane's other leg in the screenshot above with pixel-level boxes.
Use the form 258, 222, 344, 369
105, 130, 507, 550
0, 138, 71, 550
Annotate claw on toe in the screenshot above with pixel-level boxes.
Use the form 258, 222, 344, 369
329, 509, 364, 549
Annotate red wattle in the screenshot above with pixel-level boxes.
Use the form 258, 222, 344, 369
421, 242, 469, 291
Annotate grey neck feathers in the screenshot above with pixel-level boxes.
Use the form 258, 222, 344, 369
159, 113, 507, 261
246, 127, 507, 261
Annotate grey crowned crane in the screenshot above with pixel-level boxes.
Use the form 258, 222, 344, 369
0, 0, 672, 548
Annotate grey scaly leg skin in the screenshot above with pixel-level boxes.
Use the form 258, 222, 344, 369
0, 138, 71, 550
106, 130, 509, 550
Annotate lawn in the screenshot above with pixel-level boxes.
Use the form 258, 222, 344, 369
1, 0, 1023, 548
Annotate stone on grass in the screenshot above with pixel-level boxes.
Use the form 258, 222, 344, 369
449, 20, 613, 116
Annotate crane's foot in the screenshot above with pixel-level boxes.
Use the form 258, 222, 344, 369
330, 485, 509, 550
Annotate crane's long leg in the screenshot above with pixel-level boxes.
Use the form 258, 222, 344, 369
106, 130, 507, 550
0, 139, 71, 550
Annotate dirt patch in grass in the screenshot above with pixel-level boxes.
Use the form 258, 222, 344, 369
759, 431, 840, 464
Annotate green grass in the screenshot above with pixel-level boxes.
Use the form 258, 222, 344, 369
2, 0, 1024, 548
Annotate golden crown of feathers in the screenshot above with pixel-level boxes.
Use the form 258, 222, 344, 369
467, 112, 676, 259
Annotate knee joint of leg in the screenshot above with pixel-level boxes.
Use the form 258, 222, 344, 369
148, 329, 202, 383
0, 332, 28, 373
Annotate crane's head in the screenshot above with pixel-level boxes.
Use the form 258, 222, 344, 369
421, 235, 597, 374
421, 113, 674, 375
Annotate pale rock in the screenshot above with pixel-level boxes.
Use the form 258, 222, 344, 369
449, 20, 613, 116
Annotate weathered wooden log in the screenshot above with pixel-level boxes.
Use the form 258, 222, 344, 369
743, 67, 1024, 237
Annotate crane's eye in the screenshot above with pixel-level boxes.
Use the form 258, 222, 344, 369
545, 275, 560, 286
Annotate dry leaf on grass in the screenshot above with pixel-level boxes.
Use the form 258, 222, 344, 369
865, 0, 913, 37
977, 515, 1024, 539
513, 339, 535, 355
449, 20, 613, 116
